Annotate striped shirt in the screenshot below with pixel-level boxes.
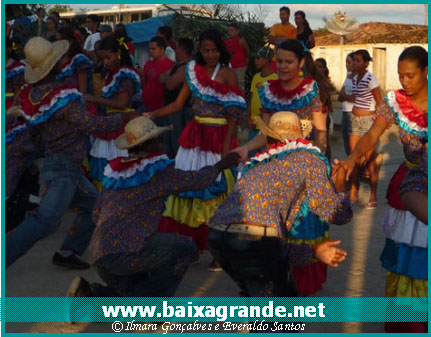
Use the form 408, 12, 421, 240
352, 71, 379, 111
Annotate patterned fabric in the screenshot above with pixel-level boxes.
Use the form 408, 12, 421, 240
209, 141, 352, 233
19, 81, 123, 163
56, 53, 93, 82
5, 61, 25, 93
377, 89, 428, 325
90, 163, 220, 262
185, 61, 247, 111
258, 77, 322, 120
5, 122, 43, 198
376, 90, 427, 164
101, 66, 141, 99
401, 142, 428, 195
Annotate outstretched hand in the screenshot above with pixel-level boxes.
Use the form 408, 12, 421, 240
332, 157, 356, 181
216, 152, 241, 171
232, 145, 249, 162
142, 111, 156, 120
313, 240, 347, 268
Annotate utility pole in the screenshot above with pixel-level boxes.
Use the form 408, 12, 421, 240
425, 4, 428, 26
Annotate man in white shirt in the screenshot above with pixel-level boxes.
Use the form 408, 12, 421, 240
83, 14, 101, 52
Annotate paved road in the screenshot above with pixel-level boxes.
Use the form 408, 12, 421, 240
5, 124, 404, 333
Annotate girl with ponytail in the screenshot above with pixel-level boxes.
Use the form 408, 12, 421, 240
56, 26, 93, 94
233, 38, 332, 296
83, 33, 141, 191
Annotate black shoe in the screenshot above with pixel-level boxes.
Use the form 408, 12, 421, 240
65, 276, 92, 324
52, 252, 90, 270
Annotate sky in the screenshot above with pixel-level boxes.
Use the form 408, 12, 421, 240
67, 4, 428, 28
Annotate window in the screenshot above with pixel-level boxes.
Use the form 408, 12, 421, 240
140, 11, 152, 20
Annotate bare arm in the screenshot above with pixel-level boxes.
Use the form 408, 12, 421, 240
340, 116, 389, 178
239, 38, 250, 63
222, 119, 237, 156
148, 82, 191, 119
164, 65, 186, 91
308, 33, 316, 49
338, 86, 354, 103
372, 87, 383, 105
312, 110, 328, 153
77, 71, 88, 95
233, 110, 270, 161
85, 91, 131, 110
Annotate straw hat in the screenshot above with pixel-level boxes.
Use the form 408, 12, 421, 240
6, 105, 23, 118
24, 37, 69, 84
116, 116, 173, 150
253, 111, 313, 142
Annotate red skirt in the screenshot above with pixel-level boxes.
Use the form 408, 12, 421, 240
158, 216, 209, 253
292, 262, 328, 295
386, 163, 408, 211
178, 118, 238, 153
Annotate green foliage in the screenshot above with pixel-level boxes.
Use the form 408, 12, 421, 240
48, 5, 73, 14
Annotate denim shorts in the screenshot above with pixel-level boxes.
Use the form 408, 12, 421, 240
348, 113, 375, 136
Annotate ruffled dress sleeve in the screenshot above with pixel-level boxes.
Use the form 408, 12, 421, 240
185, 61, 247, 123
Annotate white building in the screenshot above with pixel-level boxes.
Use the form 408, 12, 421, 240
313, 22, 428, 91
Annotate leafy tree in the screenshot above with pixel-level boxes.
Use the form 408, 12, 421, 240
48, 5, 73, 14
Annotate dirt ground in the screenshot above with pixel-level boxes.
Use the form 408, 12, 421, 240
5, 115, 405, 333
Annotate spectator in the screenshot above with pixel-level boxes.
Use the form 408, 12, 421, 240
315, 57, 334, 161
11, 5, 32, 45
31, 7, 47, 37
160, 37, 194, 158
140, 36, 175, 112
83, 14, 100, 52
224, 22, 250, 92
99, 24, 113, 39
157, 26, 176, 61
115, 23, 135, 57
10, 36, 25, 61
295, 10, 315, 49
77, 27, 89, 48
158, 25, 176, 50
56, 26, 93, 94
50, 11, 61, 25
338, 52, 356, 155
268, 6, 297, 45
247, 46, 278, 151
349, 49, 382, 208
44, 16, 58, 42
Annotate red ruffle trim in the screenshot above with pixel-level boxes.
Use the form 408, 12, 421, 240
5, 120, 25, 134
108, 152, 164, 172
5, 61, 25, 72
395, 90, 427, 128
292, 261, 327, 295
158, 216, 209, 253
386, 163, 408, 210
253, 138, 312, 158
385, 322, 428, 333
267, 77, 314, 100
178, 119, 239, 153
193, 63, 245, 97
19, 83, 78, 118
